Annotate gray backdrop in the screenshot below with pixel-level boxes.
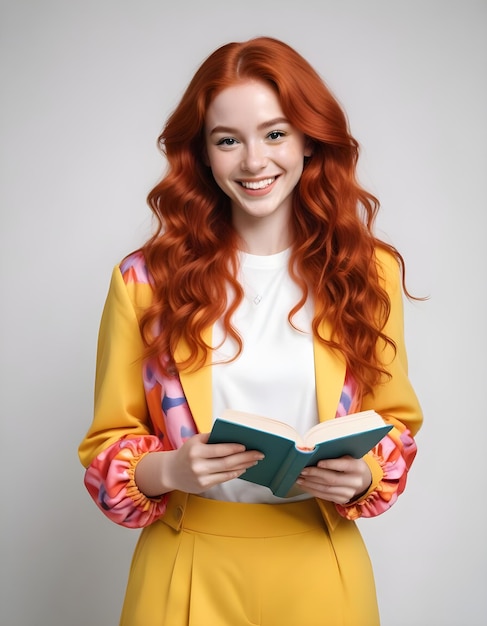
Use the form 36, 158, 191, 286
1, 0, 486, 624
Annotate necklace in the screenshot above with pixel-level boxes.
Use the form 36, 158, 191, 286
239, 248, 291, 307
242, 273, 277, 306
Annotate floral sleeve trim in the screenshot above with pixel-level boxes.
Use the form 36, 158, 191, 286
335, 417, 417, 520
84, 436, 169, 528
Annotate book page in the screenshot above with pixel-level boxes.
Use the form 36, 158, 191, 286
302, 410, 383, 448
220, 410, 304, 445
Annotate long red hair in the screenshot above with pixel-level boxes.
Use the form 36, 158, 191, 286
140, 36, 407, 396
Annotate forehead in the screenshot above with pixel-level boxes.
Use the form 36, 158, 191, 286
206, 80, 285, 126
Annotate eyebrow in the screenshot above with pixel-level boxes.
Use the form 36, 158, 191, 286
208, 117, 290, 136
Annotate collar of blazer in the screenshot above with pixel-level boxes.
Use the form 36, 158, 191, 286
175, 320, 346, 435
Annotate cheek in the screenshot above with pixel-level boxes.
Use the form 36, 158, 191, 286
281, 149, 305, 178
206, 163, 228, 196
277, 143, 305, 167
206, 150, 221, 173
208, 164, 224, 188
207, 153, 235, 185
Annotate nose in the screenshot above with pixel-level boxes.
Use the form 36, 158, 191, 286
241, 141, 268, 172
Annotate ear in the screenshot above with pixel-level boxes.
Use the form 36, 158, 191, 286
304, 137, 314, 158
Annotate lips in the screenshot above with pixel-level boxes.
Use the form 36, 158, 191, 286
240, 177, 276, 190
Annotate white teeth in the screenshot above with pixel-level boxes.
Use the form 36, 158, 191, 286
241, 177, 275, 190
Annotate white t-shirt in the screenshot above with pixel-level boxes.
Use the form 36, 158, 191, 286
201, 248, 318, 503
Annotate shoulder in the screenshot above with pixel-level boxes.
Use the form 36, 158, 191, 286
373, 246, 401, 295
111, 250, 154, 313
119, 250, 152, 286
374, 245, 399, 272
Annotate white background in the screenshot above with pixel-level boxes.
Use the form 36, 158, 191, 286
1, 1, 486, 624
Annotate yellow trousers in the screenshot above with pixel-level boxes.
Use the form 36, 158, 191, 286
120, 493, 379, 626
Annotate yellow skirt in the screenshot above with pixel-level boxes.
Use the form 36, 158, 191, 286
120, 492, 379, 626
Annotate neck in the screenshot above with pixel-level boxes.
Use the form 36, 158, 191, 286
233, 217, 292, 256
239, 235, 291, 256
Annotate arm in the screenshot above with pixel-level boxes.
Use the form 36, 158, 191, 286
79, 263, 262, 528
134, 434, 263, 497
298, 249, 422, 519
337, 248, 423, 519
79, 264, 172, 528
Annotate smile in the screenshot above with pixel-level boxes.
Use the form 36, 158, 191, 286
240, 177, 276, 190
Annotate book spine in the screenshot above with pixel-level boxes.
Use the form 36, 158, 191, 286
270, 448, 312, 498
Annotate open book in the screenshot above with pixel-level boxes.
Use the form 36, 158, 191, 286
208, 409, 392, 498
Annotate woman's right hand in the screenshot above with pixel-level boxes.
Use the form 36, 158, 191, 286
134, 433, 264, 497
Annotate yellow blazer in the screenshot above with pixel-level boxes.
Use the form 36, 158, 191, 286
79, 247, 422, 530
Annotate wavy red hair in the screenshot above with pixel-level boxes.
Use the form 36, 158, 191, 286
140, 36, 408, 397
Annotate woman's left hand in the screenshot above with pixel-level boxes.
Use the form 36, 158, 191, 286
296, 456, 372, 504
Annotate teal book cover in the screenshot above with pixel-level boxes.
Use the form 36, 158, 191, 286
208, 410, 393, 498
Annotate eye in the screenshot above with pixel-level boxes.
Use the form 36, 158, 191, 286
216, 137, 239, 146
267, 131, 286, 140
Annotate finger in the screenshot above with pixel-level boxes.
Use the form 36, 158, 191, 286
300, 467, 337, 482
211, 468, 248, 485
296, 477, 354, 503
202, 465, 256, 489
204, 440, 249, 457
208, 451, 264, 473
206, 442, 266, 465
190, 442, 245, 461
316, 456, 355, 471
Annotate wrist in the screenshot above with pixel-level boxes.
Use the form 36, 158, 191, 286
134, 450, 176, 497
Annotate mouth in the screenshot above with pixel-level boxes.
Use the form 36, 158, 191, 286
239, 177, 276, 190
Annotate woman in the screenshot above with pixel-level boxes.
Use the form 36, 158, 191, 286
79, 36, 422, 625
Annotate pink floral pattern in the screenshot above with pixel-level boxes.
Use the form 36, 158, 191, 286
336, 419, 417, 519
336, 370, 360, 417
120, 251, 151, 285
83, 251, 418, 528
84, 436, 167, 527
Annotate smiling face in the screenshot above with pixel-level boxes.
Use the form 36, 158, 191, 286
204, 80, 311, 253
